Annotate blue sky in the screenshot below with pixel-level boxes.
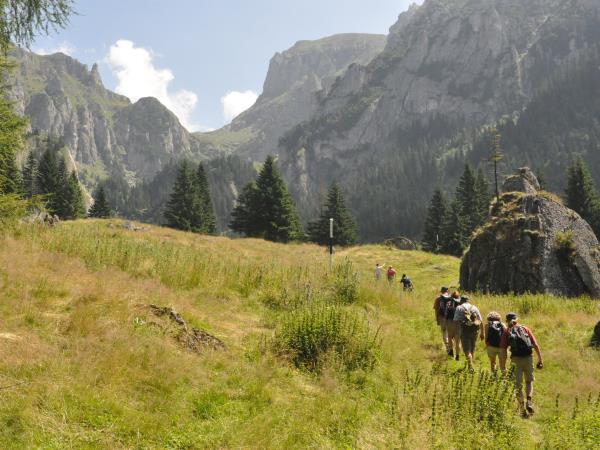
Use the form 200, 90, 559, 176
32, 0, 419, 131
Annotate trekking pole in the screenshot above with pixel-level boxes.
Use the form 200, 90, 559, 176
329, 218, 334, 272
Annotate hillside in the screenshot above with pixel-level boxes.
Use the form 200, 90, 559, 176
0, 220, 598, 448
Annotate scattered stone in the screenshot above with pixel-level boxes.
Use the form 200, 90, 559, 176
384, 236, 418, 251
123, 221, 146, 232
22, 209, 60, 227
461, 168, 600, 298
138, 304, 226, 353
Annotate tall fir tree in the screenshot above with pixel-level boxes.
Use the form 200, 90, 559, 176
0, 98, 26, 195
308, 183, 357, 246
565, 158, 600, 236
440, 199, 468, 256
22, 151, 39, 198
89, 186, 112, 218
194, 163, 216, 234
422, 189, 447, 252
230, 181, 260, 237
456, 164, 479, 236
475, 168, 491, 226
163, 160, 201, 232
37, 146, 60, 214
61, 171, 86, 220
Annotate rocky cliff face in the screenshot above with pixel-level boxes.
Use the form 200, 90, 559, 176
460, 168, 600, 298
277, 0, 600, 239
196, 33, 386, 161
6, 48, 218, 185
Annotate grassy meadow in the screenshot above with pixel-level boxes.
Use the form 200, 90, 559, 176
0, 220, 598, 449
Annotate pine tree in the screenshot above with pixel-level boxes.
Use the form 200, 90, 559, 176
475, 168, 491, 227
163, 160, 201, 232
194, 163, 216, 234
422, 189, 447, 252
456, 164, 479, 236
565, 158, 600, 236
230, 181, 260, 237
22, 151, 39, 198
89, 186, 112, 218
0, 98, 26, 195
308, 183, 357, 246
63, 171, 86, 219
254, 156, 303, 242
37, 146, 60, 214
440, 199, 468, 256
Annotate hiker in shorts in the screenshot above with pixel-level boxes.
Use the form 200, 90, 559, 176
433, 287, 451, 353
484, 311, 506, 371
386, 266, 397, 285
453, 295, 484, 370
444, 291, 461, 360
374, 263, 385, 282
499, 312, 544, 417
400, 274, 414, 291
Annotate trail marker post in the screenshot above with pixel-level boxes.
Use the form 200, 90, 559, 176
329, 218, 334, 271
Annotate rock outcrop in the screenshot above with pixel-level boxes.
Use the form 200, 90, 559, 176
460, 168, 600, 298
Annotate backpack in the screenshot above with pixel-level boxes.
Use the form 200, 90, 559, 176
444, 297, 459, 320
487, 321, 504, 347
462, 305, 481, 328
437, 295, 448, 316
508, 326, 533, 356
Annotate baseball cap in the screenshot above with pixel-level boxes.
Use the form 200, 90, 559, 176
506, 312, 518, 321
440, 287, 449, 293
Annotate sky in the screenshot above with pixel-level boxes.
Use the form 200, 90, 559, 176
32, 0, 420, 132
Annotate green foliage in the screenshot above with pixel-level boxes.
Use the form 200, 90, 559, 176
275, 301, 380, 372
0, 97, 26, 195
195, 163, 216, 234
332, 258, 359, 304
554, 231, 577, 263
565, 158, 600, 237
422, 189, 446, 252
88, 185, 111, 218
230, 156, 303, 242
21, 150, 38, 198
308, 183, 357, 246
439, 199, 468, 256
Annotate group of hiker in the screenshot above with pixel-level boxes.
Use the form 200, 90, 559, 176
374, 263, 413, 291
433, 287, 544, 418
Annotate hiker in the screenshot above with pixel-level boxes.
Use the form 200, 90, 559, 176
374, 263, 385, 281
444, 290, 461, 360
484, 311, 506, 371
453, 295, 484, 370
499, 312, 544, 417
387, 266, 397, 285
433, 287, 451, 353
400, 274, 414, 291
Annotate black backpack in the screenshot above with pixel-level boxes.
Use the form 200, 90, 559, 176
487, 321, 504, 347
437, 296, 448, 316
444, 298, 459, 320
508, 326, 533, 356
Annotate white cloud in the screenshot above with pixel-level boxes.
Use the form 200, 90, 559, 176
221, 90, 258, 122
34, 41, 76, 56
106, 39, 200, 131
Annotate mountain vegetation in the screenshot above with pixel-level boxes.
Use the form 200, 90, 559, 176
88, 186, 111, 218
308, 183, 357, 247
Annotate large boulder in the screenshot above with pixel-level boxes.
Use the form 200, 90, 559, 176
460, 168, 600, 297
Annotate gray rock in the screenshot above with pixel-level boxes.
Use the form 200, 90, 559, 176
461, 169, 600, 298
593, 321, 600, 346
502, 167, 541, 195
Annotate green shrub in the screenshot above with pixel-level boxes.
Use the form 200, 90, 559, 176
554, 231, 576, 263
332, 259, 359, 304
275, 302, 380, 372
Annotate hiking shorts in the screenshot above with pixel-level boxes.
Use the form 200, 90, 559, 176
446, 319, 458, 339
486, 346, 502, 359
437, 313, 446, 327
512, 355, 534, 392
460, 325, 479, 355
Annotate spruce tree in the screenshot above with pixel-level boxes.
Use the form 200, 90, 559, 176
475, 168, 491, 227
163, 160, 201, 232
440, 199, 468, 256
89, 186, 112, 218
422, 189, 447, 252
37, 147, 60, 214
0, 97, 26, 195
308, 183, 357, 246
63, 171, 86, 219
565, 158, 600, 236
230, 181, 260, 237
194, 163, 216, 234
254, 156, 302, 242
456, 164, 479, 236
22, 151, 39, 198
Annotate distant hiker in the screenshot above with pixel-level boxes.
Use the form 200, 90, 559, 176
400, 274, 414, 291
445, 290, 461, 360
433, 287, 451, 353
500, 312, 544, 417
484, 311, 506, 371
375, 263, 385, 281
453, 295, 484, 370
387, 266, 397, 285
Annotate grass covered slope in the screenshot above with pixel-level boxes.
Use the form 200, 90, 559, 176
0, 221, 599, 449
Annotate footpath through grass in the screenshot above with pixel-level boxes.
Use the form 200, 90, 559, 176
0, 220, 598, 449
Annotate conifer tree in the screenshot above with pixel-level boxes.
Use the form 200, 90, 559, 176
37, 146, 60, 214
230, 181, 260, 237
163, 160, 201, 232
62, 171, 86, 219
22, 151, 39, 198
423, 189, 447, 252
0, 98, 26, 195
475, 168, 491, 226
456, 164, 479, 236
194, 163, 216, 234
308, 183, 357, 246
565, 158, 600, 236
89, 186, 111, 218
440, 199, 468, 256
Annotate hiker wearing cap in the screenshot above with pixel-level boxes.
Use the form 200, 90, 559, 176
387, 266, 397, 285
453, 296, 484, 370
445, 291, 461, 360
500, 312, 544, 417
433, 287, 451, 353
484, 311, 506, 371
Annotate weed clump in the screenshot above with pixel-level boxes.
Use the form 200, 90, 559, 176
275, 302, 380, 372
554, 231, 576, 263
332, 259, 359, 304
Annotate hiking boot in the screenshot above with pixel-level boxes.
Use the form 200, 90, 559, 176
526, 399, 535, 414
448, 349, 454, 357
521, 409, 530, 419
